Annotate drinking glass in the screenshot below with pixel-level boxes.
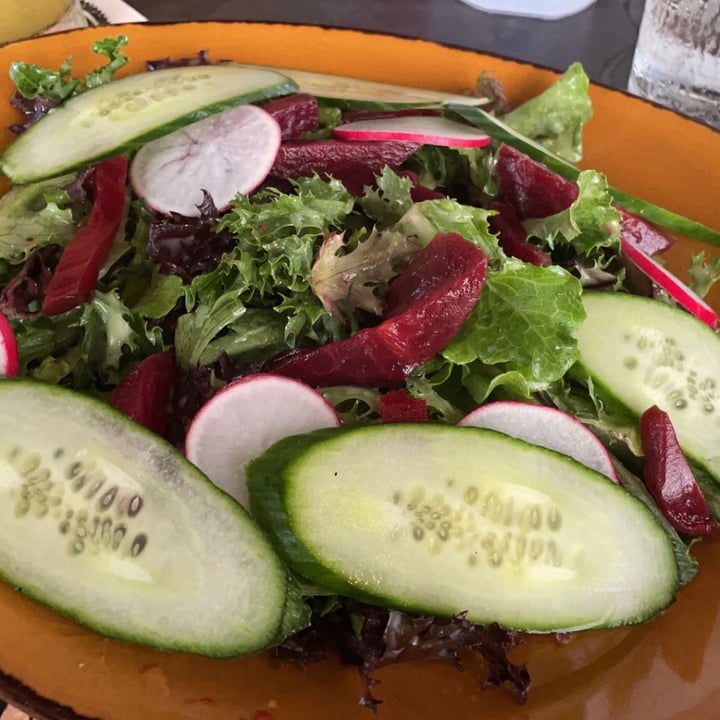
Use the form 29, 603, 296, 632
628, 0, 720, 129
0, 0, 87, 45
457, 0, 596, 19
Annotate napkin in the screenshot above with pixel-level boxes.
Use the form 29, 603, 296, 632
81, 0, 147, 25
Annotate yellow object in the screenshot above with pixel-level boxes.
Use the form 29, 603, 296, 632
0, 0, 84, 45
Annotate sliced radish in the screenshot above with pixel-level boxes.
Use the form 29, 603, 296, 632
332, 116, 491, 148
458, 401, 618, 482
185, 373, 341, 509
130, 104, 282, 217
0, 312, 19, 377
621, 237, 718, 329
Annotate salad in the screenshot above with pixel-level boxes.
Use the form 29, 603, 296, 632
1, 34, 720, 712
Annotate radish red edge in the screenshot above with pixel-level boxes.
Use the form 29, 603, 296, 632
185, 373, 341, 508
0, 312, 19, 377
621, 238, 718, 329
458, 401, 619, 483
332, 115, 491, 149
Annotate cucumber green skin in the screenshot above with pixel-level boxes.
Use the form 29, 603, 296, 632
572, 292, 720, 484
0, 378, 309, 657
249, 429, 379, 604
248, 424, 679, 633
1, 65, 298, 184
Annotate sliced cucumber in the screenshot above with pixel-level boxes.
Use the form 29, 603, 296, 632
248, 424, 678, 633
1, 65, 297, 184
252, 65, 488, 107
574, 293, 720, 483
0, 379, 308, 657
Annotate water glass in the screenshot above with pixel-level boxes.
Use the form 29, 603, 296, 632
628, 0, 720, 129
457, 0, 597, 19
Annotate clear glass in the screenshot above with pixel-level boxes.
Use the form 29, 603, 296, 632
0, 0, 87, 45
628, 0, 720, 129
457, 0, 596, 19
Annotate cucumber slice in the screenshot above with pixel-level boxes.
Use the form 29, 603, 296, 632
251, 65, 489, 107
0, 379, 308, 657
574, 293, 720, 483
1, 65, 297, 184
248, 424, 678, 633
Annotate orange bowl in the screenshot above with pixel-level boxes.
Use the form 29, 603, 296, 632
0, 21, 719, 720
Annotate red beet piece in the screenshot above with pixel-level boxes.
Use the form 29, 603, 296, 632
619, 210, 675, 256
110, 351, 177, 436
495, 144, 674, 256
273, 233, 487, 387
379, 389, 428, 423
489, 201, 551, 266
261, 93, 320, 140
640, 405, 720, 537
43, 156, 128, 315
495, 144, 574, 219
270, 139, 421, 183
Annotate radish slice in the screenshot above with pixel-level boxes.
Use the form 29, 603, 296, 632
458, 401, 618, 482
621, 238, 718, 329
185, 373, 341, 509
0, 312, 19, 377
332, 116, 491, 148
130, 104, 282, 217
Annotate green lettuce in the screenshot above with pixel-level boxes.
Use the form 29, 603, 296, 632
172, 176, 356, 368
443, 259, 585, 391
394, 199, 503, 264
14, 288, 162, 390
359, 167, 415, 227
10, 35, 129, 102
523, 170, 621, 263
0, 175, 76, 263
501, 62, 592, 164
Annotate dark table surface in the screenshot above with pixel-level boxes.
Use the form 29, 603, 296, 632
130, 0, 645, 91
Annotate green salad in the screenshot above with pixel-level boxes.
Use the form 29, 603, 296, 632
1, 34, 720, 708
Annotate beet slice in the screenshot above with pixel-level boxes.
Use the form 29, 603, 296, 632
620, 210, 675, 256
261, 93, 320, 140
110, 351, 177, 436
273, 233, 487, 387
379, 389, 428, 423
640, 405, 720, 537
488, 202, 551, 266
270, 139, 421, 183
495, 144, 674, 256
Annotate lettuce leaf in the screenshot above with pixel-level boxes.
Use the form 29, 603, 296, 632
310, 227, 418, 320
523, 170, 621, 263
443, 259, 585, 390
501, 62, 592, 164
10, 35, 129, 102
358, 167, 415, 227
13, 288, 162, 390
0, 175, 76, 263
394, 199, 503, 263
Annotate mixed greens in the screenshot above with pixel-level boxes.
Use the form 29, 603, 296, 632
1, 34, 720, 709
